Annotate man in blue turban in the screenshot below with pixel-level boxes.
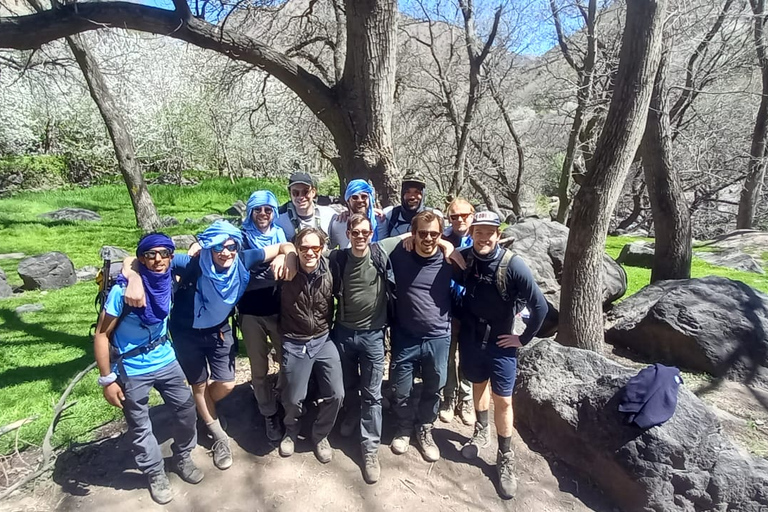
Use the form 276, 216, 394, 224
123, 220, 295, 471
94, 233, 202, 505
328, 179, 382, 249
239, 190, 288, 442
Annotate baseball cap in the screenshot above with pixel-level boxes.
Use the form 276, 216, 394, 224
288, 172, 315, 189
401, 170, 427, 189
472, 211, 500, 227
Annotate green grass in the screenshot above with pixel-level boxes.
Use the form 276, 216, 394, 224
605, 236, 768, 297
1, 178, 767, 455
0, 177, 293, 454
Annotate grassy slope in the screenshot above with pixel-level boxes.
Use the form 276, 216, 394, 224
0, 178, 289, 453
1, 182, 767, 454
604, 236, 768, 298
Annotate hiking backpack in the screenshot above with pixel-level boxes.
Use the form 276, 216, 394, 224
462, 248, 525, 313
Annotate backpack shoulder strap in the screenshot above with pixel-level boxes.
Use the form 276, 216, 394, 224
386, 206, 403, 236
496, 249, 516, 302
370, 243, 389, 277
329, 249, 348, 297
462, 249, 477, 284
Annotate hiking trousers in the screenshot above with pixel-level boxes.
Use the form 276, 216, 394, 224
332, 324, 386, 455
119, 360, 197, 476
240, 313, 282, 418
444, 318, 472, 404
281, 338, 344, 444
390, 328, 450, 432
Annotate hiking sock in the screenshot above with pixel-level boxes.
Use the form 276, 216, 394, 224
498, 435, 512, 454
477, 410, 489, 428
207, 419, 228, 442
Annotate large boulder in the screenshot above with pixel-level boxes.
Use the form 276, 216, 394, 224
606, 277, 768, 386
695, 250, 765, 274
17, 252, 76, 290
39, 207, 101, 222
501, 218, 627, 336
172, 235, 197, 250
617, 241, 655, 269
515, 339, 768, 512
225, 200, 246, 218
99, 246, 130, 261
0, 268, 13, 298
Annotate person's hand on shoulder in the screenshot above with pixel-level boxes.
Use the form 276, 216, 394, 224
187, 242, 201, 258
497, 334, 522, 349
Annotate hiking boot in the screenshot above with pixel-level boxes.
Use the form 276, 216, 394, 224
279, 433, 295, 457
390, 432, 411, 455
362, 453, 381, 484
461, 422, 491, 459
211, 438, 233, 470
265, 413, 283, 443
339, 411, 358, 438
172, 453, 204, 484
314, 437, 333, 464
438, 397, 456, 423
147, 472, 173, 505
497, 450, 517, 499
457, 400, 476, 426
416, 424, 440, 462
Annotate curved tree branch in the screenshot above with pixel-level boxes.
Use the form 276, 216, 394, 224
0, 2, 340, 124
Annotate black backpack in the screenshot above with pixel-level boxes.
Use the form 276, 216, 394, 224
462, 248, 526, 314
329, 244, 397, 324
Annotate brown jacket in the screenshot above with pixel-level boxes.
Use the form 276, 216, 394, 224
279, 256, 334, 341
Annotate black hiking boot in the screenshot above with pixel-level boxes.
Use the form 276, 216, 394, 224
265, 413, 283, 443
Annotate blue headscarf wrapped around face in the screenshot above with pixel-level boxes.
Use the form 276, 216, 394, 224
345, 179, 378, 241
242, 190, 286, 249
115, 233, 175, 326
193, 220, 251, 329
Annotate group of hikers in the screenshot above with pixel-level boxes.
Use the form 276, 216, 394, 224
92, 170, 547, 505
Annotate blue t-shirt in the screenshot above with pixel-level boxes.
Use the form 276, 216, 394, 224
104, 285, 176, 377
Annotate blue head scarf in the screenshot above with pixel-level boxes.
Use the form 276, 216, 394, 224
115, 233, 175, 326
193, 220, 250, 329
242, 190, 287, 249
345, 179, 378, 241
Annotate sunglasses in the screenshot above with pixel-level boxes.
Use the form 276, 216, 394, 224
350, 194, 369, 202
253, 206, 272, 214
299, 245, 323, 254
349, 229, 371, 238
449, 213, 472, 221
417, 230, 441, 240
291, 188, 311, 198
141, 249, 173, 259
212, 242, 239, 253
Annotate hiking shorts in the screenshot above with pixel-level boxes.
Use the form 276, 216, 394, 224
459, 342, 518, 397
170, 322, 237, 385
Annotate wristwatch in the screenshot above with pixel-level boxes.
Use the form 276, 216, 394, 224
98, 372, 118, 387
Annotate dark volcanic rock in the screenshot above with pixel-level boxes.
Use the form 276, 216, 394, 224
17, 252, 76, 290
515, 339, 768, 512
171, 235, 197, 250
0, 268, 13, 298
226, 200, 247, 218
501, 218, 627, 336
695, 250, 765, 274
99, 246, 131, 262
617, 241, 655, 269
606, 276, 768, 386
39, 207, 101, 222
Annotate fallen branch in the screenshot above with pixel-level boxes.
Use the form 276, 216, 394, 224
42, 361, 97, 463
1, 361, 97, 501
0, 417, 38, 438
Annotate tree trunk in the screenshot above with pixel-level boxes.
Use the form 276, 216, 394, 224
738, 0, 768, 229
557, 0, 667, 351
66, 35, 161, 232
336, 0, 399, 205
641, 53, 692, 282
469, 174, 503, 218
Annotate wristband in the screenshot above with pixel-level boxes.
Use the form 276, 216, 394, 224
98, 372, 118, 387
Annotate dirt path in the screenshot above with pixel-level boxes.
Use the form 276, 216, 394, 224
2, 382, 612, 512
